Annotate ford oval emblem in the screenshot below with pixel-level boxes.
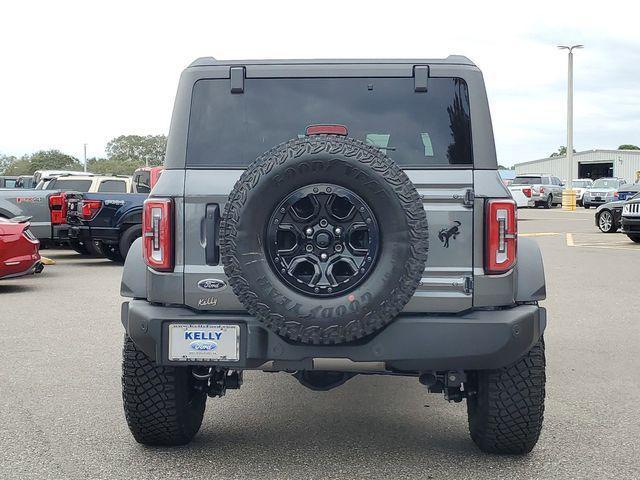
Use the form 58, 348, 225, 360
190, 340, 217, 351
198, 278, 227, 291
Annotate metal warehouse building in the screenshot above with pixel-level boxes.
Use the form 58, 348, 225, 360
514, 149, 640, 183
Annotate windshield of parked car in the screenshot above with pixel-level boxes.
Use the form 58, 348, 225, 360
47, 178, 93, 192
513, 176, 542, 185
573, 180, 591, 188
592, 179, 619, 189
186, 77, 473, 168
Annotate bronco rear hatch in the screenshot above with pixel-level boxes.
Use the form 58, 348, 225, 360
174, 67, 475, 315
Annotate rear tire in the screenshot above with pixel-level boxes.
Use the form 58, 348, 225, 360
543, 195, 552, 209
122, 336, 207, 446
119, 225, 142, 260
627, 234, 640, 244
467, 339, 546, 454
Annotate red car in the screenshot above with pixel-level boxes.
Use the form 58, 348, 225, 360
0, 217, 43, 279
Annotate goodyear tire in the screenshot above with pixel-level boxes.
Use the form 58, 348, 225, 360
467, 339, 546, 454
221, 135, 428, 345
122, 336, 207, 446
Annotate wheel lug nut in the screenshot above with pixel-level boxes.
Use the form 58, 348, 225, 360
335, 227, 342, 235
335, 244, 343, 252
305, 227, 313, 236
320, 253, 328, 261
319, 219, 328, 227
306, 244, 313, 252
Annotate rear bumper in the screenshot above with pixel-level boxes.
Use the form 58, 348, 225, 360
52, 224, 70, 241
121, 300, 547, 372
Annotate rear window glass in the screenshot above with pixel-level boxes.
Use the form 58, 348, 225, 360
513, 176, 542, 185
134, 171, 151, 193
186, 77, 472, 168
47, 179, 93, 191
97, 180, 127, 193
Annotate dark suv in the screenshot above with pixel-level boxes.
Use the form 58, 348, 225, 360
120, 57, 547, 454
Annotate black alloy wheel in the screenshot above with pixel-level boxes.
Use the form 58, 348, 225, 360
266, 183, 379, 297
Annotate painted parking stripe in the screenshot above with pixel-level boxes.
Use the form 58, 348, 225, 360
520, 232, 560, 237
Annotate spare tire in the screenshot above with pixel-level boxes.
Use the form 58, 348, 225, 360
221, 135, 428, 344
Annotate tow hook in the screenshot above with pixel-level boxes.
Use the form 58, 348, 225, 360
419, 371, 468, 403
192, 367, 243, 397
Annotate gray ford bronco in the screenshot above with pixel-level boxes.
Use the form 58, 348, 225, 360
120, 57, 547, 454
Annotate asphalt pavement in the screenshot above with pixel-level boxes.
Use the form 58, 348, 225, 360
1, 207, 639, 480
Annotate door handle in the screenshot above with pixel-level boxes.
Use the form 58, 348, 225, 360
205, 204, 220, 265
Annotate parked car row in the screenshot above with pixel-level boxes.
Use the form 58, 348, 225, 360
0, 166, 162, 262
507, 174, 639, 211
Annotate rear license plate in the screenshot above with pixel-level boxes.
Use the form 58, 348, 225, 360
168, 324, 240, 362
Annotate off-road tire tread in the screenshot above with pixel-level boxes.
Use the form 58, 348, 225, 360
121, 336, 206, 446
467, 339, 546, 454
220, 135, 428, 344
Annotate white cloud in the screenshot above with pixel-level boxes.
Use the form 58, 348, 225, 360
1, 0, 638, 166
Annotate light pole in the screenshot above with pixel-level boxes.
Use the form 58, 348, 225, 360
83, 143, 88, 173
558, 44, 583, 190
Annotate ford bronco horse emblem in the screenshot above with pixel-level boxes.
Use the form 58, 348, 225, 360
438, 221, 461, 248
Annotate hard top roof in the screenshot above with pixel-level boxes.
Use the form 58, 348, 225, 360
188, 56, 475, 68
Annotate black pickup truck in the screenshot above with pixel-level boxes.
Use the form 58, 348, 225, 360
67, 192, 148, 262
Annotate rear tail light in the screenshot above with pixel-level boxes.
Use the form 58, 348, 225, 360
49, 193, 67, 225
539, 187, 545, 194
81, 200, 103, 220
522, 187, 532, 198
485, 199, 517, 275
143, 198, 173, 271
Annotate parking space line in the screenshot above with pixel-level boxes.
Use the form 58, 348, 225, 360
566, 233, 574, 246
520, 232, 559, 237
565, 232, 639, 251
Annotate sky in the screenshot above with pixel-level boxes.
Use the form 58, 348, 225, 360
1, 0, 639, 167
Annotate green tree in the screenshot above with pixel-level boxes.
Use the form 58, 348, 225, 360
27, 149, 81, 172
2, 156, 31, 175
618, 144, 640, 150
86, 157, 141, 176
0, 154, 18, 175
105, 134, 166, 167
550, 146, 576, 157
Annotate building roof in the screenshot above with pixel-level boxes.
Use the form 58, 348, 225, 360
514, 149, 640, 167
